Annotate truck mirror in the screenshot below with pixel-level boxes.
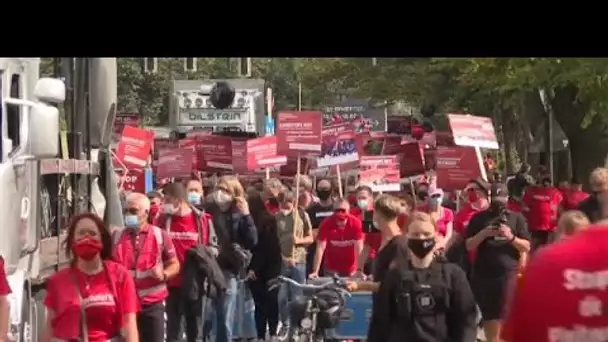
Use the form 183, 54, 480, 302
34, 78, 66, 104
209, 81, 235, 109
29, 103, 60, 158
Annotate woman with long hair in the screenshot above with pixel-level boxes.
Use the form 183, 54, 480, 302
246, 190, 282, 341
205, 175, 258, 342
43, 212, 139, 342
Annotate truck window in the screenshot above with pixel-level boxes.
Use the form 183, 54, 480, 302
6, 74, 20, 152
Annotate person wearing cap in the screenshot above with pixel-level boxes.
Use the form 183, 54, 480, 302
465, 183, 531, 342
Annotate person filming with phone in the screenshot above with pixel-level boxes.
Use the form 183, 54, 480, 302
465, 183, 531, 342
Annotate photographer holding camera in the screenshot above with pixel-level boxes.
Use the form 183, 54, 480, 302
465, 183, 531, 342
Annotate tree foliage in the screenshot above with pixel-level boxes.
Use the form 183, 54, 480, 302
38, 57, 608, 180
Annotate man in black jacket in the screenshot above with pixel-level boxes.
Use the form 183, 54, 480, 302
578, 167, 608, 223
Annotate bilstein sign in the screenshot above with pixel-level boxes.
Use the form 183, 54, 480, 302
179, 109, 246, 125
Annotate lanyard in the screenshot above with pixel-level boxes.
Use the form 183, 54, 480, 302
130, 231, 142, 271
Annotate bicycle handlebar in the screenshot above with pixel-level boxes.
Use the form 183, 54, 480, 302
268, 275, 351, 297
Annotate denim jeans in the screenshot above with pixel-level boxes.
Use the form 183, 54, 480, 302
203, 271, 238, 342
278, 262, 307, 325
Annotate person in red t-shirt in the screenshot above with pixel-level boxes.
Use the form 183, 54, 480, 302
153, 182, 215, 342
114, 192, 180, 342
502, 226, 608, 342
561, 178, 590, 211
522, 176, 563, 251
43, 213, 139, 342
418, 187, 454, 250
350, 185, 378, 276
0, 256, 10, 341
310, 198, 364, 278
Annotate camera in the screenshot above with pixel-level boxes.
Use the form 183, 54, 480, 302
490, 208, 509, 229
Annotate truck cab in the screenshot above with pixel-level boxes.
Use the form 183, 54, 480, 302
1, 58, 64, 342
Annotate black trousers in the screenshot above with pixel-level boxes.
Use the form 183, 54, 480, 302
137, 302, 165, 342
248, 278, 279, 339
166, 286, 202, 342
530, 230, 555, 252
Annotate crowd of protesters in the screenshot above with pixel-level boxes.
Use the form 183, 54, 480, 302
4, 162, 608, 342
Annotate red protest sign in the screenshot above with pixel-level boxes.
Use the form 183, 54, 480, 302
113, 113, 141, 144
359, 155, 401, 192
179, 138, 200, 170
119, 168, 146, 193
435, 146, 482, 191
276, 111, 323, 156
186, 128, 212, 138
317, 123, 358, 168
448, 114, 498, 149
115, 126, 154, 169
399, 143, 426, 178
244, 136, 287, 171
198, 135, 233, 171
231, 138, 247, 173
156, 148, 194, 179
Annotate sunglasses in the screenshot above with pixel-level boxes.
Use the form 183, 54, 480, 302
124, 208, 139, 215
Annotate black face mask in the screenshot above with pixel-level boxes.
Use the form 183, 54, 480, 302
417, 191, 428, 201
268, 197, 279, 206
541, 178, 552, 187
408, 238, 436, 259
317, 189, 331, 201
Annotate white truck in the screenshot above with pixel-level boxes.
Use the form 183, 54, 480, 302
1, 58, 123, 342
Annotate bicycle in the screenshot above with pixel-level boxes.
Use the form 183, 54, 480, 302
268, 275, 351, 342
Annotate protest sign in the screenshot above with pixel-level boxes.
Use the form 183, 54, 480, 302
115, 126, 154, 169
448, 114, 498, 149
317, 123, 358, 168
244, 136, 287, 171
276, 111, 323, 156
197, 135, 233, 171
113, 113, 141, 145
323, 98, 385, 133
435, 146, 482, 191
156, 148, 194, 179
359, 155, 401, 192
399, 143, 426, 178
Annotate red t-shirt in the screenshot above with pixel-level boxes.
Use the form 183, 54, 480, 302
523, 186, 563, 231
502, 228, 608, 342
397, 214, 408, 231
153, 211, 209, 288
562, 189, 590, 211
507, 199, 524, 213
317, 213, 364, 275
0, 257, 11, 295
44, 261, 139, 342
418, 205, 454, 237
453, 204, 482, 236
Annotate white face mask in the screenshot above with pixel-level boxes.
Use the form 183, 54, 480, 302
213, 190, 233, 205
163, 203, 177, 214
